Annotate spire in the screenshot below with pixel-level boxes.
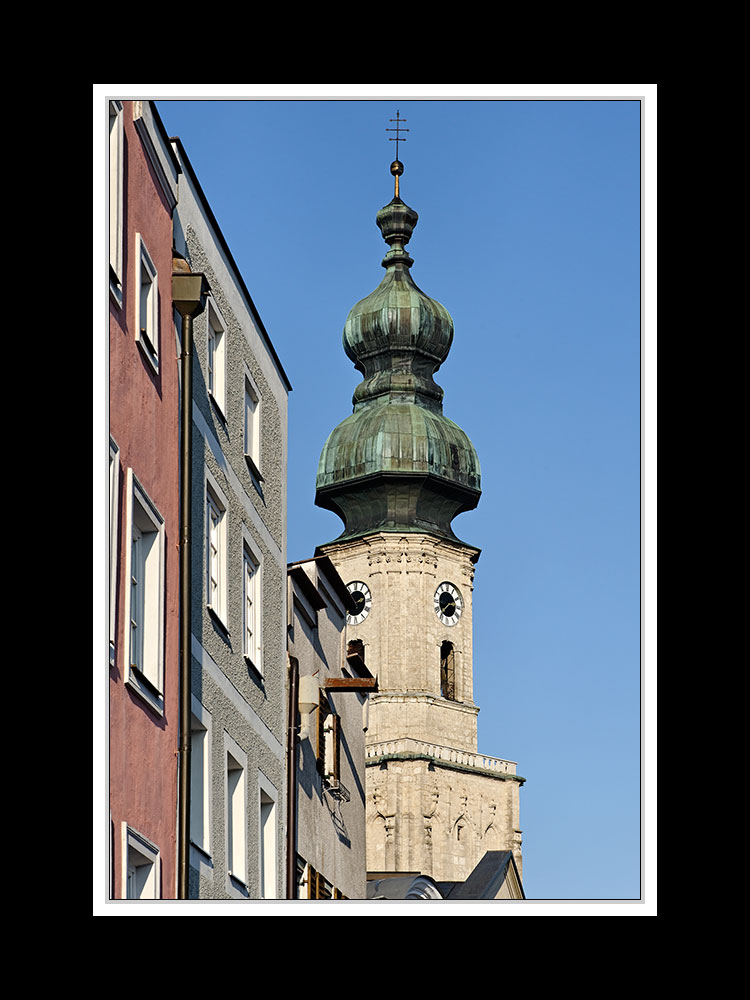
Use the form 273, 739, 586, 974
386, 110, 409, 198
343, 134, 449, 408
315, 118, 481, 543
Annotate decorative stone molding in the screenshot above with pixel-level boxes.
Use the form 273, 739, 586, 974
365, 737, 521, 780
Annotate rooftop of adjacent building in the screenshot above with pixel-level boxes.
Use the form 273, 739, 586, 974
366, 850, 525, 900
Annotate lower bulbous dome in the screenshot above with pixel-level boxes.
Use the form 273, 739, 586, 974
317, 399, 480, 490
316, 399, 481, 542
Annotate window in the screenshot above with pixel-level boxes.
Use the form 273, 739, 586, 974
109, 100, 123, 304
316, 693, 341, 783
243, 542, 262, 670
440, 640, 456, 701
316, 691, 329, 776
123, 826, 160, 899
135, 234, 159, 372
244, 370, 262, 481
225, 739, 247, 887
124, 470, 165, 712
296, 856, 307, 899
259, 775, 278, 899
190, 702, 211, 857
325, 714, 341, 783
206, 299, 226, 416
109, 438, 120, 667
298, 861, 346, 900
311, 867, 333, 899
205, 477, 228, 627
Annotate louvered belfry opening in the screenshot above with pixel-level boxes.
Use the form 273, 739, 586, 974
440, 641, 456, 701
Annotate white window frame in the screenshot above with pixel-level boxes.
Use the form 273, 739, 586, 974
243, 368, 263, 482
242, 533, 262, 672
206, 298, 227, 418
225, 734, 248, 893
109, 438, 120, 668
123, 469, 165, 714
135, 233, 159, 373
109, 100, 124, 306
122, 824, 161, 899
258, 772, 278, 899
205, 472, 228, 629
190, 698, 212, 859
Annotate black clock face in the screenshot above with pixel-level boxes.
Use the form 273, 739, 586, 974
346, 581, 372, 625
434, 582, 463, 626
439, 591, 457, 616
351, 591, 366, 614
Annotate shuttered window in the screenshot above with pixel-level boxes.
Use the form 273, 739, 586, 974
316, 693, 328, 775
304, 863, 342, 900
316, 694, 341, 782
441, 640, 456, 701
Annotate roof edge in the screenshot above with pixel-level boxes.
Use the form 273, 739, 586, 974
165, 127, 292, 392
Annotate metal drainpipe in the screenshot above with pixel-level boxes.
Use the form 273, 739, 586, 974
172, 265, 208, 900
286, 655, 299, 899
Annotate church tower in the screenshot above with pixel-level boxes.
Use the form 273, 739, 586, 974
315, 136, 523, 885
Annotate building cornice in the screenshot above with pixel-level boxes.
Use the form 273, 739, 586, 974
365, 737, 524, 784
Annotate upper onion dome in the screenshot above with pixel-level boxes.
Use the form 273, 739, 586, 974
343, 192, 453, 409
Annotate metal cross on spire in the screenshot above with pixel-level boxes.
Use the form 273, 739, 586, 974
386, 110, 409, 160
386, 111, 409, 197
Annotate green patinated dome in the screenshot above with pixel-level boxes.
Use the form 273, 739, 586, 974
316, 175, 481, 543
318, 399, 480, 491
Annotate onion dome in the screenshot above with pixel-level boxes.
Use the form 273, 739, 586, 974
316, 160, 481, 543
343, 193, 454, 410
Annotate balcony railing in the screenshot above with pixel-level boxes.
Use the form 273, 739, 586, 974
365, 738, 517, 775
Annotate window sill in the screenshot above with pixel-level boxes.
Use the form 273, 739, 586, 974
125, 667, 164, 716
136, 333, 159, 375
190, 841, 213, 871
190, 838, 211, 853
207, 605, 231, 642
228, 872, 250, 898
244, 653, 264, 680
209, 392, 228, 429
109, 280, 123, 310
244, 454, 264, 485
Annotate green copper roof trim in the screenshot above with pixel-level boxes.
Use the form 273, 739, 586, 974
316, 399, 480, 490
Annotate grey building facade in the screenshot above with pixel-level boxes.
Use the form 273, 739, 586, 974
287, 556, 376, 899
171, 137, 292, 900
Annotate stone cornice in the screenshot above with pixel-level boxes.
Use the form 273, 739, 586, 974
369, 690, 479, 718
365, 737, 524, 784
319, 531, 480, 573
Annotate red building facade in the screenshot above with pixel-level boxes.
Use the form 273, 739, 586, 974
108, 101, 181, 898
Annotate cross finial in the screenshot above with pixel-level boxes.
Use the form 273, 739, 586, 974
386, 110, 409, 160
386, 110, 409, 197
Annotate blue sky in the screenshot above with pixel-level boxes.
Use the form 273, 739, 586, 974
103, 86, 654, 911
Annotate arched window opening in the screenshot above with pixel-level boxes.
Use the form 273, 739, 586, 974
440, 641, 456, 701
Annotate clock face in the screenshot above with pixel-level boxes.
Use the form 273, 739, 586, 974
346, 581, 372, 625
434, 582, 463, 626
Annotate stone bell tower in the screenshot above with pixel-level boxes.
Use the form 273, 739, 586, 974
315, 146, 523, 885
